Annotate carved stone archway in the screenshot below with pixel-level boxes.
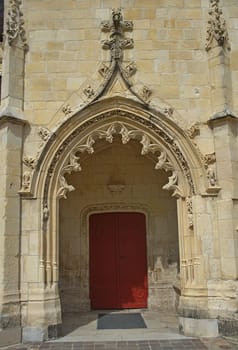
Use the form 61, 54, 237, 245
20, 97, 218, 340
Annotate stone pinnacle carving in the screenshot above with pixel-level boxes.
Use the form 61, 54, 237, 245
99, 9, 151, 105
206, 0, 230, 51
101, 8, 134, 62
6, 0, 28, 50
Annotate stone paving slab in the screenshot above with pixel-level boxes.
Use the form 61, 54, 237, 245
2, 338, 238, 350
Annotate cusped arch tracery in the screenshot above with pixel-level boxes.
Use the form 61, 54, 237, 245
21, 100, 216, 216
56, 122, 184, 201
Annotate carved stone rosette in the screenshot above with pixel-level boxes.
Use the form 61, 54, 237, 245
6, 0, 28, 50
206, 0, 230, 52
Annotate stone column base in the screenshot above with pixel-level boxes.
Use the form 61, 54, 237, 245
22, 324, 62, 343
0, 328, 21, 347
179, 317, 219, 337
218, 319, 238, 336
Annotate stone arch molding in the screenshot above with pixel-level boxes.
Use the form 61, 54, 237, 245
57, 121, 183, 201
20, 98, 220, 212
21, 100, 222, 208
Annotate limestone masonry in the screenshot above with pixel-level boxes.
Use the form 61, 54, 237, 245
0, 0, 238, 345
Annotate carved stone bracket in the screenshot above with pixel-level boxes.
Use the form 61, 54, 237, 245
206, 0, 231, 52
56, 122, 183, 200
6, 0, 28, 50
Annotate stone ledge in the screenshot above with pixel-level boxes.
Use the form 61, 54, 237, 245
208, 109, 238, 125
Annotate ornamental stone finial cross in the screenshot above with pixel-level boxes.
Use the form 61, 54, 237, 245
101, 8, 134, 62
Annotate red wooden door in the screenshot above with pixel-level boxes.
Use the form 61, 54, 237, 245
89, 212, 148, 309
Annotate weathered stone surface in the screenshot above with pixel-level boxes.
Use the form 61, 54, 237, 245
0, 0, 238, 344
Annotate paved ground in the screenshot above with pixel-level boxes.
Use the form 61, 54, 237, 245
1, 310, 238, 349
2, 338, 238, 350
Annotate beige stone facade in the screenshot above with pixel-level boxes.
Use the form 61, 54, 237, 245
0, 0, 238, 345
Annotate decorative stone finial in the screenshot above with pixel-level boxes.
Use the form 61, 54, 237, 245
206, 0, 230, 52
101, 8, 134, 62
6, 0, 28, 50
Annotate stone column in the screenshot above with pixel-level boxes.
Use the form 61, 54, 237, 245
0, 118, 25, 346
0, 0, 28, 346
205, 0, 238, 336
208, 115, 238, 337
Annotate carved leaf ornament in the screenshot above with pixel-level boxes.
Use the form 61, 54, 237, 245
206, 0, 230, 51
6, 0, 28, 50
57, 123, 182, 199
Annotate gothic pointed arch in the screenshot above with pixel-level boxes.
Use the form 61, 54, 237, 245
21, 96, 216, 205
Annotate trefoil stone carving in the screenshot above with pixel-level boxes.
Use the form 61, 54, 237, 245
38, 127, 51, 142
83, 85, 95, 99
23, 155, 36, 170
6, 0, 28, 50
206, 0, 231, 52
140, 86, 152, 103
62, 104, 73, 116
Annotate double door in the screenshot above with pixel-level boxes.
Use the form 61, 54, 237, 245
89, 212, 148, 309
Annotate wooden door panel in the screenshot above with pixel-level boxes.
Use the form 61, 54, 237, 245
118, 213, 148, 308
89, 212, 148, 309
89, 213, 119, 309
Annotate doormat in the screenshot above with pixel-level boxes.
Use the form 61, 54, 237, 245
97, 313, 147, 329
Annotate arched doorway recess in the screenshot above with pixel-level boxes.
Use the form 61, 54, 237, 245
21, 97, 214, 339
58, 135, 179, 313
